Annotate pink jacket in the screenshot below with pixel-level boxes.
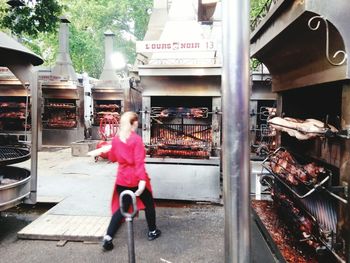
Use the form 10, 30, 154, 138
108, 132, 152, 213
109, 131, 148, 187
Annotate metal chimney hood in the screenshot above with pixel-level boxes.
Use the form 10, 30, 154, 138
94, 30, 121, 90
51, 16, 77, 82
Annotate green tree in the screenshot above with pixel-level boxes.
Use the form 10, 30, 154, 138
250, 0, 271, 21
0, 0, 62, 37
0, 0, 152, 78
57, 0, 152, 77
250, 0, 270, 69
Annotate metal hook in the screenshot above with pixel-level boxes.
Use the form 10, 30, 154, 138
308, 15, 347, 66
120, 190, 138, 220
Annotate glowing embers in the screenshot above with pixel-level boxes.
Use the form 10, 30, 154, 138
0, 98, 30, 131
43, 99, 77, 129
149, 124, 212, 159
93, 100, 120, 126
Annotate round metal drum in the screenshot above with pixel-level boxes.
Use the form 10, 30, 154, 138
0, 166, 31, 211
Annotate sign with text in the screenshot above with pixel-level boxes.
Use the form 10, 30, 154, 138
38, 75, 63, 81
136, 40, 217, 53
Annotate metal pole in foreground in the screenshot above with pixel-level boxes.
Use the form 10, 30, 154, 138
29, 70, 38, 204
120, 190, 138, 263
222, 0, 251, 262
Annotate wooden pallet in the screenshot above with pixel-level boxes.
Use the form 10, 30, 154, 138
18, 214, 110, 242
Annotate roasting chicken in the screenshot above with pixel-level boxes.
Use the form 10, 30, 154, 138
0, 102, 27, 108
268, 117, 338, 140
0, 111, 26, 119
159, 107, 205, 118
269, 149, 326, 185
48, 120, 76, 128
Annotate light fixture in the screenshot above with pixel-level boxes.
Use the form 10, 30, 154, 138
111, 52, 126, 70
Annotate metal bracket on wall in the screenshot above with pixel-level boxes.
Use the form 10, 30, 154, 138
308, 15, 348, 66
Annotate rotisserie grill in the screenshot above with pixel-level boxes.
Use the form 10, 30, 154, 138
43, 99, 77, 129
146, 97, 216, 160
250, 68, 277, 158
139, 74, 221, 201
90, 31, 128, 140
0, 68, 31, 137
40, 17, 85, 146
0, 32, 42, 212
148, 106, 212, 159
41, 82, 84, 146
92, 100, 121, 127
250, 1, 350, 262
136, 0, 222, 201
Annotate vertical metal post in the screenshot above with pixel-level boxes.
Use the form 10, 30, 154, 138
222, 0, 251, 262
126, 216, 135, 263
120, 190, 138, 263
28, 70, 39, 204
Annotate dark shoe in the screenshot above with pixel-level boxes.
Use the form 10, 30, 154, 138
148, 229, 161, 241
102, 239, 114, 251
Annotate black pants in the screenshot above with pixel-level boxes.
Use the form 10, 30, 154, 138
106, 185, 156, 238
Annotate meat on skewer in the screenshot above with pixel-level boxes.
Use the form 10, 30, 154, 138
269, 149, 326, 185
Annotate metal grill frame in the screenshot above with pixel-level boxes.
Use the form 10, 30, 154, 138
43, 98, 78, 129
149, 123, 212, 159
0, 146, 30, 166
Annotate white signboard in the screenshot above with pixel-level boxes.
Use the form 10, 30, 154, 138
136, 40, 217, 53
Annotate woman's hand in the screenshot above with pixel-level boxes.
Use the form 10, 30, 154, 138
134, 180, 146, 196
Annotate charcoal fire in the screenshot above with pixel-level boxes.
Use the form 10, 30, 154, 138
92, 101, 120, 127
261, 147, 346, 262
0, 68, 31, 134
43, 99, 77, 129
148, 106, 212, 159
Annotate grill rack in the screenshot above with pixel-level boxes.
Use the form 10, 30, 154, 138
0, 146, 30, 166
151, 122, 212, 143
95, 104, 120, 110
45, 102, 75, 109
151, 107, 209, 118
149, 123, 212, 159
262, 147, 330, 195
262, 147, 347, 204
272, 186, 320, 240
272, 180, 345, 263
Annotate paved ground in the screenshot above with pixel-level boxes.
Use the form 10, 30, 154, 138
16, 147, 115, 216
1, 202, 224, 263
1, 147, 225, 262
0, 147, 276, 263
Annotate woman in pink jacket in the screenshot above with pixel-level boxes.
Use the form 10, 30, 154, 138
102, 111, 161, 251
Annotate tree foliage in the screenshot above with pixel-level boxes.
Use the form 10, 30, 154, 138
250, 0, 271, 22
250, 0, 270, 69
0, 0, 267, 76
0, 0, 152, 78
0, 0, 62, 37
56, 0, 152, 78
